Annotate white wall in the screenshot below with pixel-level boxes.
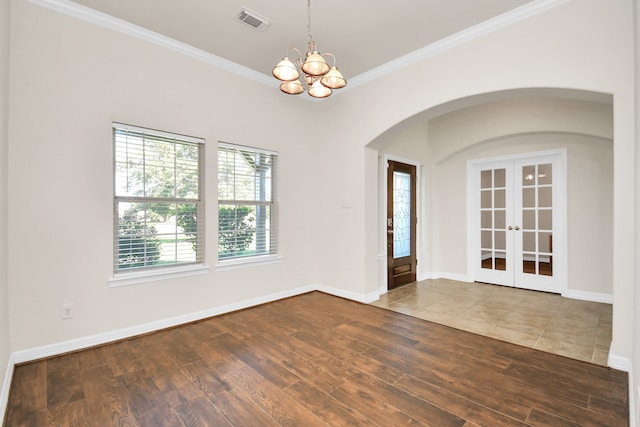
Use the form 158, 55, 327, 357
7, 0, 330, 352
0, 0, 11, 413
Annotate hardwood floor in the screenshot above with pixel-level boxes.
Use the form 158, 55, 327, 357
4, 292, 628, 426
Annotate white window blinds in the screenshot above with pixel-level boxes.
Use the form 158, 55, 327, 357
113, 123, 205, 272
218, 143, 278, 261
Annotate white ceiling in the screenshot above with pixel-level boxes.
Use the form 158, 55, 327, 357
68, 0, 536, 82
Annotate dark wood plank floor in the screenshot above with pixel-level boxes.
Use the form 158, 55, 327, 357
4, 291, 628, 426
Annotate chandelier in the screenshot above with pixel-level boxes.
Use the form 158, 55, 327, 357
272, 0, 347, 99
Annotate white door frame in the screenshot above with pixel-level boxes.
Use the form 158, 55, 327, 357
466, 149, 567, 294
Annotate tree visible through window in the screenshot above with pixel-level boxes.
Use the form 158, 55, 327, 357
218, 143, 278, 260
113, 123, 204, 272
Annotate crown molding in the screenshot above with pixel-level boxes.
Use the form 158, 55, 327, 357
28, 0, 274, 87
29, 0, 569, 93
347, 0, 571, 89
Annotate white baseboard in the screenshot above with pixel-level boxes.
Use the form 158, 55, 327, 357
9, 283, 382, 365
562, 289, 613, 304
11, 285, 314, 364
0, 353, 14, 424
316, 284, 381, 304
420, 272, 473, 283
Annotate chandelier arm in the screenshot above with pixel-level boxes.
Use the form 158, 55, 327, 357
285, 47, 304, 65
322, 52, 337, 67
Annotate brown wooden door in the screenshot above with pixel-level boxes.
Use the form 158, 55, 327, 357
387, 160, 417, 289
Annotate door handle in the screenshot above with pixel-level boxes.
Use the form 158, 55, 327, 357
515, 226, 520, 230
508, 226, 513, 230
508, 226, 521, 231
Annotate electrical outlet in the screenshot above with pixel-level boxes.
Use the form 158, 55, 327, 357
61, 303, 74, 320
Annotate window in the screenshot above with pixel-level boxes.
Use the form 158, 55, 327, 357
113, 123, 204, 274
218, 143, 278, 261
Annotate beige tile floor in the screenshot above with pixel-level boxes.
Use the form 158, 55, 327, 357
370, 278, 612, 366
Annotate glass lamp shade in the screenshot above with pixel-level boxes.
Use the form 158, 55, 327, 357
308, 79, 332, 98
301, 51, 330, 76
279, 79, 304, 95
272, 57, 300, 81
320, 67, 347, 89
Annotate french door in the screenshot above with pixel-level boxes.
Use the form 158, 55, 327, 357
469, 151, 565, 293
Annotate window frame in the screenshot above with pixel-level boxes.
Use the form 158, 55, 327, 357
217, 142, 280, 267
110, 123, 208, 286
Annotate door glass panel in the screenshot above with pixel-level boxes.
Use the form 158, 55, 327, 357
481, 170, 492, 188
494, 189, 505, 209
538, 209, 552, 230
495, 231, 506, 250
522, 188, 535, 208
522, 165, 535, 185
495, 210, 506, 229
523, 232, 535, 252
523, 256, 536, 275
538, 232, 552, 253
494, 169, 506, 187
481, 250, 493, 269
393, 171, 411, 258
523, 210, 535, 230
538, 163, 552, 185
481, 190, 492, 209
481, 211, 492, 228
481, 230, 493, 249
495, 251, 507, 271
538, 187, 552, 208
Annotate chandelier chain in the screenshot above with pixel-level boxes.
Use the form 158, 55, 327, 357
307, 0, 312, 47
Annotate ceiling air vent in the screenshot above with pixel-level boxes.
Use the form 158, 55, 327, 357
236, 8, 271, 32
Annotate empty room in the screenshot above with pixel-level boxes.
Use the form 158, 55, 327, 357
1, 0, 639, 425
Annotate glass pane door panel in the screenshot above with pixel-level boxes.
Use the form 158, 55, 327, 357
538, 209, 552, 230
495, 231, 506, 250
523, 210, 535, 229
519, 163, 553, 278
495, 210, 506, 229
481, 170, 492, 188
495, 190, 506, 209
481, 191, 492, 208
539, 187, 552, 207
522, 188, 535, 208
494, 169, 506, 187
481, 211, 492, 228
538, 163, 552, 185
479, 168, 508, 273
393, 171, 411, 258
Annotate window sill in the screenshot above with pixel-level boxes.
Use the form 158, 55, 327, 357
216, 255, 283, 271
108, 264, 210, 288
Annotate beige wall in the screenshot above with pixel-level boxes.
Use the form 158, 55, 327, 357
0, 0, 10, 410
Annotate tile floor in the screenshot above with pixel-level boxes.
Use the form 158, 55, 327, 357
370, 278, 612, 366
